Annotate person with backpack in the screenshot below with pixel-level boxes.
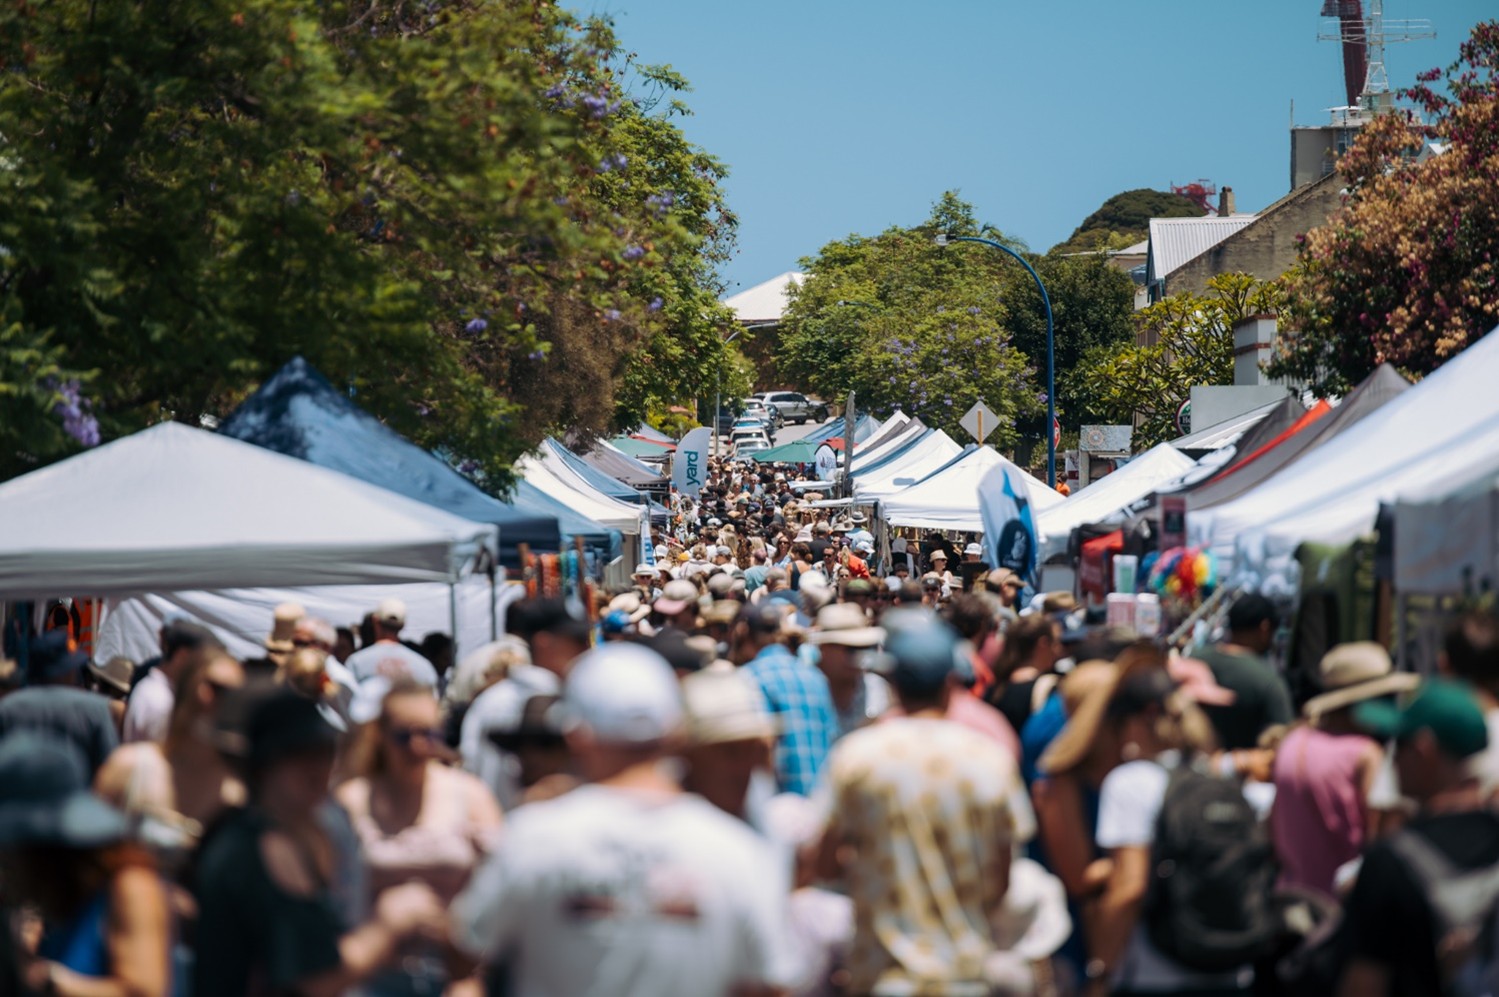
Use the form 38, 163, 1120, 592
1040, 645, 1265, 996
1338, 679, 1499, 997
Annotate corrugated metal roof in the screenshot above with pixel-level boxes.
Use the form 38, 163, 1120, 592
721, 271, 805, 323
1147, 216, 1258, 282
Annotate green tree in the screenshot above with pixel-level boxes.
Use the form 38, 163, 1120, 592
1067, 273, 1283, 447
1050, 188, 1204, 254
779, 192, 1134, 448
0, 0, 731, 482
1270, 20, 1499, 396
779, 193, 1043, 448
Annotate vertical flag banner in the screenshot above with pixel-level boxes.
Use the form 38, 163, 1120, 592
978, 463, 1038, 584
672, 427, 711, 498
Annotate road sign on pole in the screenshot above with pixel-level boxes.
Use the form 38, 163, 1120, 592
960, 400, 999, 445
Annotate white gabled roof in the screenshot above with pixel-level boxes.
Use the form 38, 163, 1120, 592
1147, 216, 1258, 282
722, 271, 805, 324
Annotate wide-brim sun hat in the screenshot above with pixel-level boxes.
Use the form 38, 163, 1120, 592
1302, 641, 1419, 722
1039, 643, 1166, 776
806, 603, 885, 648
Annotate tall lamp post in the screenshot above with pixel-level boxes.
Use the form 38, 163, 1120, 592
935, 233, 1057, 488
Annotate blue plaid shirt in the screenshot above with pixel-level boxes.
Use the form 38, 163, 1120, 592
743, 643, 837, 796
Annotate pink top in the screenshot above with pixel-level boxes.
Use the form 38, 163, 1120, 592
1270, 725, 1374, 895
342, 772, 499, 903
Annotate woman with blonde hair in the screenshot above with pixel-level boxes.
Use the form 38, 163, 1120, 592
336, 680, 502, 996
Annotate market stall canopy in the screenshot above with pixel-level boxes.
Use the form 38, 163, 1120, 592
1394, 469, 1499, 596
881, 445, 1064, 533
1168, 396, 1287, 458
853, 430, 965, 501
1185, 365, 1409, 511
632, 423, 675, 445
572, 440, 662, 488
508, 481, 620, 562
609, 436, 675, 460
854, 417, 928, 469
853, 411, 912, 457
750, 439, 824, 464
0, 422, 499, 599
515, 453, 643, 536
1191, 324, 1499, 577
806, 413, 875, 446
538, 439, 668, 522
1038, 444, 1198, 557
219, 356, 560, 569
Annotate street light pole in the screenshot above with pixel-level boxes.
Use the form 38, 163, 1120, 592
714, 325, 751, 458
935, 233, 1057, 488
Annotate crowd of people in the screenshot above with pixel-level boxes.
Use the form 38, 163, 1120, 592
1, 454, 1498, 995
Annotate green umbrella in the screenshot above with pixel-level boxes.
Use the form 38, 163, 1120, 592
751, 439, 822, 464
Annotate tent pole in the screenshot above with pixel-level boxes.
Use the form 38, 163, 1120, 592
448, 583, 459, 668
489, 568, 498, 641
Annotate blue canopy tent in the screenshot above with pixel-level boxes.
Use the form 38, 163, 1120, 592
219, 357, 613, 569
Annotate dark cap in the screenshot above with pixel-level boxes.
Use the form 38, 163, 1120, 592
508, 598, 591, 645
26, 630, 88, 684
1355, 679, 1489, 759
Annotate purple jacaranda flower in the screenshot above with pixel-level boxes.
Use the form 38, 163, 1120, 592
648, 297, 664, 312
581, 94, 610, 118
603, 309, 622, 322
623, 245, 645, 261
598, 152, 628, 172
416, 403, 431, 417
529, 350, 546, 361
50, 379, 100, 448
967, 306, 980, 315
458, 459, 480, 474
465, 318, 488, 334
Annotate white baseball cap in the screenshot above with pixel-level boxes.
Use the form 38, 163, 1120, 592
374, 598, 406, 627
562, 643, 683, 745
964, 543, 984, 557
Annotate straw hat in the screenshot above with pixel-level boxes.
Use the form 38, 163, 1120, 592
805, 603, 885, 648
1039, 644, 1164, 776
607, 592, 651, 625
1302, 642, 1418, 723
264, 601, 305, 654
682, 670, 777, 746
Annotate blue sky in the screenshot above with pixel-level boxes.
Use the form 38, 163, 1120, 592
586, 0, 1491, 295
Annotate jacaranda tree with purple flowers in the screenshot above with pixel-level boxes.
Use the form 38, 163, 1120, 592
0, 0, 735, 483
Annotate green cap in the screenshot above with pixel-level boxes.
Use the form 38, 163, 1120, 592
1354, 678, 1489, 759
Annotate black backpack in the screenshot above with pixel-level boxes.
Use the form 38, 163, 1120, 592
1144, 764, 1282, 972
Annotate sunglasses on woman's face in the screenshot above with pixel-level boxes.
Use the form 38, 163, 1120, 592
387, 726, 443, 747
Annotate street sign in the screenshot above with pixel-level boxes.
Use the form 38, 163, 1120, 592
814, 444, 838, 481
960, 400, 999, 444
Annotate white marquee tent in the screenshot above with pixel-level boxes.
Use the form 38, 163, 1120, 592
515, 453, 642, 537
0, 423, 498, 599
853, 417, 927, 470
881, 445, 1064, 533
1038, 444, 1198, 558
853, 430, 964, 501
852, 412, 912, 461
1190, 325, 1499, 580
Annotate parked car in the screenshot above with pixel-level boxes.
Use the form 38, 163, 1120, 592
761, 390, 823, 425
732, 416, 775, 443
730, 427, 771, 451
743, 397, 782, 429
732, 438, 770, 461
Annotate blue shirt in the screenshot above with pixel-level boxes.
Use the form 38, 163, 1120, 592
742, 644, 837, 796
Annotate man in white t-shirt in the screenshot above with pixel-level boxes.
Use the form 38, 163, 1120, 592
342, 598, 438, 688
122, 619, 218, 743
452, 642, 793, 996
